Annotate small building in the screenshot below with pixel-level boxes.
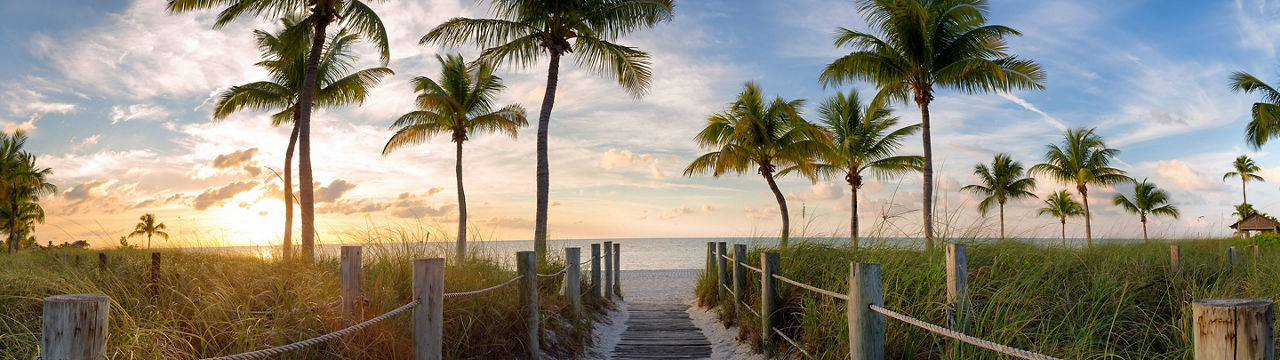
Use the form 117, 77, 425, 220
1230, 213, 1280, 237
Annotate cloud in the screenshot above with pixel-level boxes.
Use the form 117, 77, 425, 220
63, 179, 114, 201
315, 179, 357, 203
192, 181, 258, 210
3, 113, 39, 133
2, 89, 79, 116
81, 135, 101, 145
600, 148, 667, 179
478, 216, 534, 229
660, 205, 695, 219
52, 179, 133, 215
1152, 159, 1223, 192
745, 207, 778, 221
701, 204, 722, 212
998, 93, 1067, 130
110, 104, 169, 124
790, 182, 843, 201
204, 148, 262, 177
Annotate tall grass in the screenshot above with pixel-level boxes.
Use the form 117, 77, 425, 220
697, 239, 1280, 359
0, 228, 606, 359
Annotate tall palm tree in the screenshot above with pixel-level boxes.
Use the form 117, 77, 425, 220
1229, 71, 1280, 147
1234, 203, 1258, 221
1036, 190, 1083, 245
1030, 128, 1129, 247
383, 54, 528, 259
1222, 155, 1265, 206
794, 90, 921, 248
960, 154, 1037, 240
0, 131, 55, 254
819, 0, 1046, 248
213, 18, 392, 261
169, 0, 390, 262
684, 82, 827, 247
130, 213, 170, 249
1112, 179, 1179, 243
422, 0, 674, 261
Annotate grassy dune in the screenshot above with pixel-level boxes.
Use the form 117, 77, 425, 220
0, 241, 604, 359
696, 239, 1280, 359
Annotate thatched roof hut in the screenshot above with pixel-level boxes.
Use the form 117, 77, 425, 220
1230, 213, 1280, 235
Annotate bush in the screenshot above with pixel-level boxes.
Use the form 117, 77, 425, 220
1236, 232, 1280, 246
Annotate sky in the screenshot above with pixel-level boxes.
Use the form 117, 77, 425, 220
3, 0, 1279, 248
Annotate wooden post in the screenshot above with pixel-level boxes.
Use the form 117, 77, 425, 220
412, 258, 444, 360
1229, 246, 1239, 266
761, 252, 781, 357
716, 242, 728, 303
41, 294, 109, 360
340, 245, 362, 318
613, 243, 621, 297
603, 241, 613, 301
849, 262, 885, 360
74, 255, 81, 267
591, 243, 602, 302
1171, 245, 1182, 274
97, 253, 106, 268
1254, 245, 1262, 272
566, 247, 581, 318
732, 244, 746, 322
945, 244, 968, 333
1192, 298, 1275, 359
706, 241, 714, 274
516, 251, 540, 358
149, 252, 160, 296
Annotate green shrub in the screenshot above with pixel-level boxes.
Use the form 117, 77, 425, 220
1236, 232, 1280, 246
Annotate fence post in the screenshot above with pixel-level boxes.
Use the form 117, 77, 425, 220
706, 242, 714, 275
1229, 246, 1239, 266
604, 241, 613, 301
341, 245, 362, 319
98, 253, 106, 268
149, 252, 160, 296
566, 247, 581, 319
732, 244, 746, 323
516, 251, 540, 358
613, 243, 621, 297
1254, 245, 1261, 272
849, 262, 885, 360
945, 244, 968, 333
1170, 245, 1182, 274
1192, 298, 1275, 359
761, 251, 780, 357
717, 242, 728, 303
591, 243, 602, 302
412, 258, 444, 360
42, 294, 110, 360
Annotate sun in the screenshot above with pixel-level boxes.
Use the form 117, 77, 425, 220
207, 190, 285, 247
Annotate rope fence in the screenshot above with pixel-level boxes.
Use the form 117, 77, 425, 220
772, 274, 847, 301
202, 300, 419, 360
870, 304, 1062, 360
443, 275, 524, 298
771, 326, 815, 360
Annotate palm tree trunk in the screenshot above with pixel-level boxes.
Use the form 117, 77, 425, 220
850, 183, 859, 249
533, 51, 561, 263
1080, 186, 1092, 247
1243, 178, 1248, 205
147, 233, 152, 250
6, 216, 13, 254
917, 100, 935, 249
762, 168, 790, 247
998, 202, 1005, 240
283, 118, 298, 262
1141, 214, 1148, 243
455, 139, 467, 259
1060, 218, 1066, 246
297, 10, 334, 262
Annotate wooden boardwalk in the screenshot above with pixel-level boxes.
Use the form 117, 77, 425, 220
609, 302, 712, 359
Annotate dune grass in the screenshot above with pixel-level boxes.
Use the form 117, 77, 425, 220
696, 238, 1280, 359
0, 237, 607, 359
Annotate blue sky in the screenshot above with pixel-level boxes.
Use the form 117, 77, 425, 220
4, 0, 1279, 247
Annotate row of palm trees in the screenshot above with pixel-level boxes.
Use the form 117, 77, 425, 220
174, 0, 674, 261
0, 131, 56, 254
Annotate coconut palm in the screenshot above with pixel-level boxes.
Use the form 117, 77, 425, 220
961, 154, 1037, 240
792, 90, 921, 248
383, 54, 528, 259
1222, 155, 1265, 206
0, 131, 55, 254
819, 0, 1046, 248
129, 213, 170, 249
421, 0, 674, 261
1234, 203, 1258, 221
685, 82, 827, 247
213, 17, 392, 261
1112, 179, 1179, 243
1229, 71, 1280, 148
169, 0, 390, 262
1030, 128, 1129, 247
1036, 190, 1083, 245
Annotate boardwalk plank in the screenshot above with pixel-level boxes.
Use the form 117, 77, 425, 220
609, 302, 712, 359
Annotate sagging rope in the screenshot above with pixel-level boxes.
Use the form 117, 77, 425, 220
202, 300, 419, 360
869, 304, 1063, 360
443, 275, 523, 298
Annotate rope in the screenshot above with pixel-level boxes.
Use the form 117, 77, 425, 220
771, 274, 848, 301
719, 253, 734, 261
537, 266, 570, 278
580, 255, 599, 266
202, 300, 419, 360
443, 275, 524, 298
772, 327, 815, 360
869, 305, 1062, 360
742, 301, 760, 318
742, 263, 762, 273
721, 283, 733, 295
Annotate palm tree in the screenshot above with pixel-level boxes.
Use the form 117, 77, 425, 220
684, 82, 827, 247
169, 0, 390, 262
960, 154, 1037, 240
383, 54, 528, 259
1229, 71, 1280, 147
1234, 203, 1258, 221
129, 213, 170, 249
796, 90, 921, 248
1112, 179, 1179, 243
213, 17, 392, 261
1030, 128, 1129, 247
1223, 155, 1265, 206
422, 0, 674, 261
0, 131, 55, 254
819, 0, 1046, 248
1036, 190, 1083, 245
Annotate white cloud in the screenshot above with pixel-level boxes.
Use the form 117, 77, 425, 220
790, 182, 843, 201
1152, 159, 1221, 192
660, 205, 695, 219
2, 89, 79, 116
3, 113, 39, 133
110, 104, 169, 124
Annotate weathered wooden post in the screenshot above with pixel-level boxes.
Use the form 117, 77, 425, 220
340, 245, 362, 318
591, 243, 602, 302
706, 241, 715, 275
945, 243, 968, 333
1229, 246, 1240, 266
849, 262, 885, 360
42, 294, 110, 360
74, 255, 81, 267
716, 242, 728, 303
604, 241, 613, 301
566, 247, 582, 318
97, 253, 106, 268
149, 252, 160, 296
732, 244, 746, 322
1254, 245, 1262, 272
1171, 245, 1182, 274
761, 252, 781, 357
516, 251, 540, 358
412, 258, 444, 360
613, 243, 621, 297
1192, 299, 1275, 359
